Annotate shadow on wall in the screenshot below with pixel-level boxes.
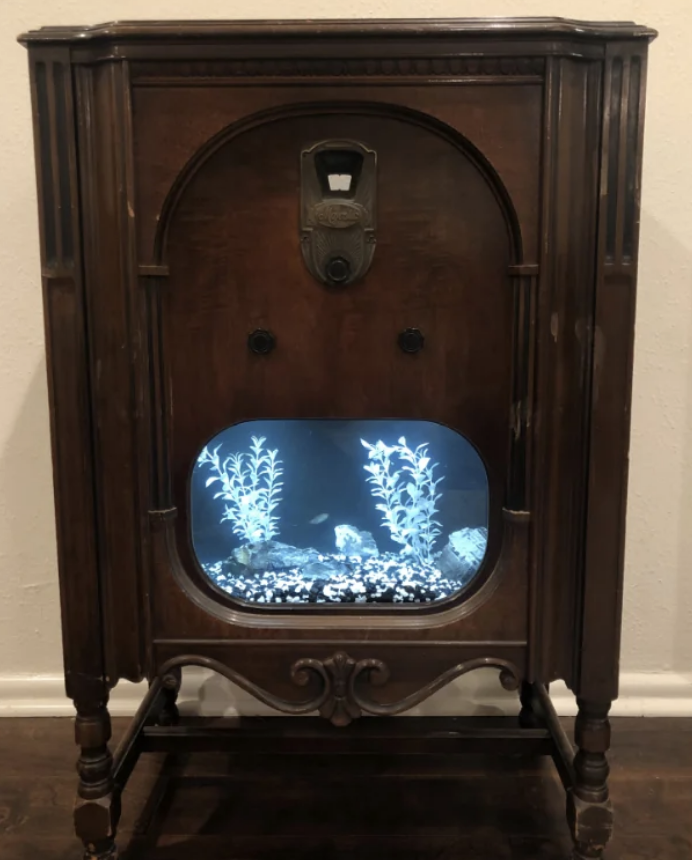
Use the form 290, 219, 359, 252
669, 219, 692, 675
626, 211, 692, 675
0, 354, 62, 674
176, 666, 518, 718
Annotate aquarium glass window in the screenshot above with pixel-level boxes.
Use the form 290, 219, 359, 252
191, 420, 489, 606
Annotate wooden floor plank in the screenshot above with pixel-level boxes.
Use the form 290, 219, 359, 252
0, 717, 690, 859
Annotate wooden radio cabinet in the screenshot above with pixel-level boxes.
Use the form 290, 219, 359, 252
20, 18, 656, 860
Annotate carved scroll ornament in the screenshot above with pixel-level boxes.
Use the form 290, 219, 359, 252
159, 652, 521, 727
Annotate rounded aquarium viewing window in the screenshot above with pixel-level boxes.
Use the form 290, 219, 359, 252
191, 420, 489, 606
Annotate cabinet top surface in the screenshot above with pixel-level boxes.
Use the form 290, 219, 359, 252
19, 17, 657, 46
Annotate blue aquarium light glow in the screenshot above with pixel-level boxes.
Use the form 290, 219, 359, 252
193, 420, 488, 605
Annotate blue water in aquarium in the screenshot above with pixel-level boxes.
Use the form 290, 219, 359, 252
191, 419, 488, 606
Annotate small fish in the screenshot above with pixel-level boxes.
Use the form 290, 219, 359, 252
309, 513, 329, 525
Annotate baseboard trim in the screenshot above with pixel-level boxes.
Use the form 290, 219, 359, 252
1, 670, 691, 719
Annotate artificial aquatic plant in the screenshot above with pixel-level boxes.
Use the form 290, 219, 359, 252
360, 436, 443, 564
197, 435, 283, 542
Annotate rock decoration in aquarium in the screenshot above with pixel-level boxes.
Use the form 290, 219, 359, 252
436, 527, 489, 580
231, 541, 320, 571
196, 433, 488, 605
334, 524, 379, 559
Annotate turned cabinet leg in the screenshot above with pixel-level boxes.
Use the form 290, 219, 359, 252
73, 696, 118, 859
568, 698, 613, 860
518, 681, 539, 728
156, 667, 182, 726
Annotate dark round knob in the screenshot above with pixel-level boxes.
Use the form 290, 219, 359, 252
398, 328, 425, 354
248, 329, 275, 355
325, 256, 351, 285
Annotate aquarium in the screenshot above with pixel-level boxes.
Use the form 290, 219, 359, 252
191, 420, 489, 606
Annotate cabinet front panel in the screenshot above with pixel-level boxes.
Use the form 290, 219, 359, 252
155, 106, 521, 623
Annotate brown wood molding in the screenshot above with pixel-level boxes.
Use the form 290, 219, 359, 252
18, 18, 658, 46
158, 652, 522, 727
131, 56, 547, 82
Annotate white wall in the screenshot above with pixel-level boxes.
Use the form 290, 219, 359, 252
1, 0, 691, 714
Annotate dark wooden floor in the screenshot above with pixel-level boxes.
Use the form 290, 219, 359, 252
0, 717, 690, 859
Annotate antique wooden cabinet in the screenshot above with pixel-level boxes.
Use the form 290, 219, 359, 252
20, 18, 655, 860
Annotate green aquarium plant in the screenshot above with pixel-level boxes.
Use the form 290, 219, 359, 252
360, 436, 443, 564
197, 435, 283, 542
